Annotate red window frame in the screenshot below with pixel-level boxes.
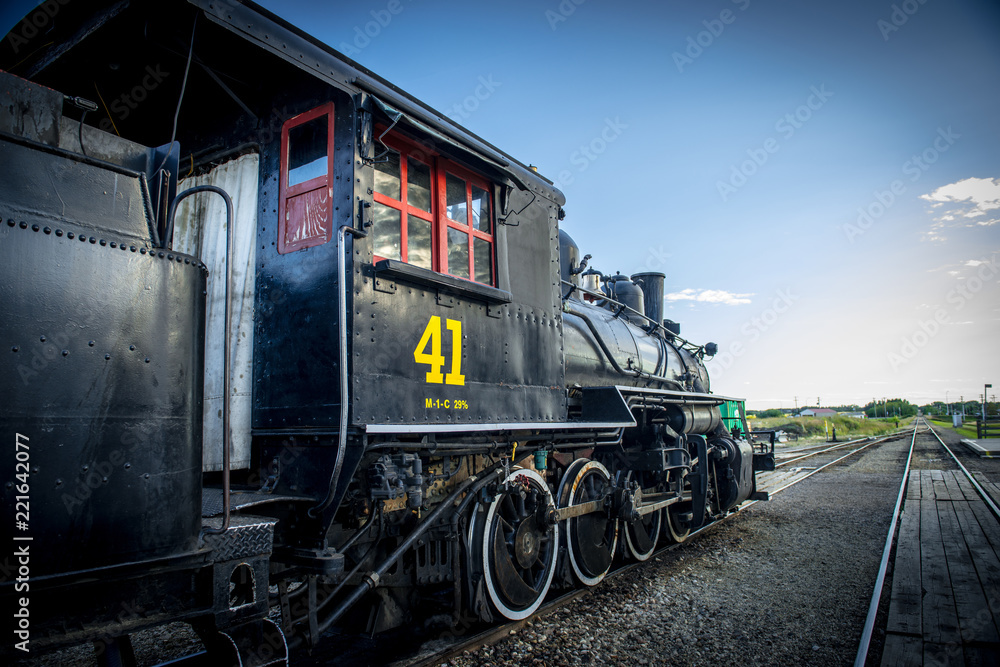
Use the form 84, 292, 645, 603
372, 130, 496, 286
437, 161, 495, 284
278, 102, 335, 254
372, 134, 436, 267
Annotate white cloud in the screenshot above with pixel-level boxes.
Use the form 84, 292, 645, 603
920, 177, 1000, 241
664, 288, 753, 306
923, 219, 948, 242
921, 177, 1000, 211
921, 176, 1000, 215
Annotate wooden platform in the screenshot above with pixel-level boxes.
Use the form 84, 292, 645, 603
881, 470, 1000, 666
961, 439, 1000, 458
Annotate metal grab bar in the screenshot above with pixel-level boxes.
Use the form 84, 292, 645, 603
166, 185, 235, 536
308, 224, 369, 518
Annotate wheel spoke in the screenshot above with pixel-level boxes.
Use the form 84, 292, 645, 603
624, 471, 661, 561
473, 469, 558, 620
561, 460, 617, 586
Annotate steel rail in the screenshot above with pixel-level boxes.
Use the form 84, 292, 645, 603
774, 421, 916, 468
853, 420, 920, 667
767, 435, 899, 497
776, 437, 870, 468
853, 417, 1000, 666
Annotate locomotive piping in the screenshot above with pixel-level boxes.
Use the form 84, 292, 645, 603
309, 224, 370, 518
318, 460, 507, 634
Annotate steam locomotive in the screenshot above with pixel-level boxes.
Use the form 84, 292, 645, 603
1, 1, 772, 664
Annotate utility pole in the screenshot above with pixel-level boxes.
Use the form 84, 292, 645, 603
986, 384, 993, 423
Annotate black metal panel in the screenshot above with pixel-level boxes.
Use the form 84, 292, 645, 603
0, 177, 206, 576
580, 387, 636, 425
0, 70, 61, 145
251, 86, 357, 429
351, 188, 566, 427
0, 137, 153, 244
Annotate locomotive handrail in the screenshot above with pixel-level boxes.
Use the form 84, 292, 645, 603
166, 185, 235, 537
561, 279, 707, 356
308, 223, 369, 518
563, 301, 685, 390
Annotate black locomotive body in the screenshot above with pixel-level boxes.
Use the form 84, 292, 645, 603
1, 1, 772, 663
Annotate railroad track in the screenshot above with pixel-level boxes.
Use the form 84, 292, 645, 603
854, 418, 1000, 666
754, 429, 914, 497
402, 427, 917, 667
776, 436, 875, 463
774, 436, 870, 459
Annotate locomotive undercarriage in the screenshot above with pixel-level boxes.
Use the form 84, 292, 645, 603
252, 398, 766, 651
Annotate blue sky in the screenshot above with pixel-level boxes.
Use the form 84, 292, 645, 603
3, 0, 999, 409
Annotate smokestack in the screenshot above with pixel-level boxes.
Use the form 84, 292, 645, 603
631, 272, 664, 326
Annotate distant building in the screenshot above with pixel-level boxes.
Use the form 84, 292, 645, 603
798, 408, 837, 417
841, 412, 867, 419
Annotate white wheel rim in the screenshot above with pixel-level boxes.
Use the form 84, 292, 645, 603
563, 460, 617, 586
479, 468, 559, 620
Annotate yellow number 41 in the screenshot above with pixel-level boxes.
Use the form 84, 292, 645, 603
414, 316, 465, 386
